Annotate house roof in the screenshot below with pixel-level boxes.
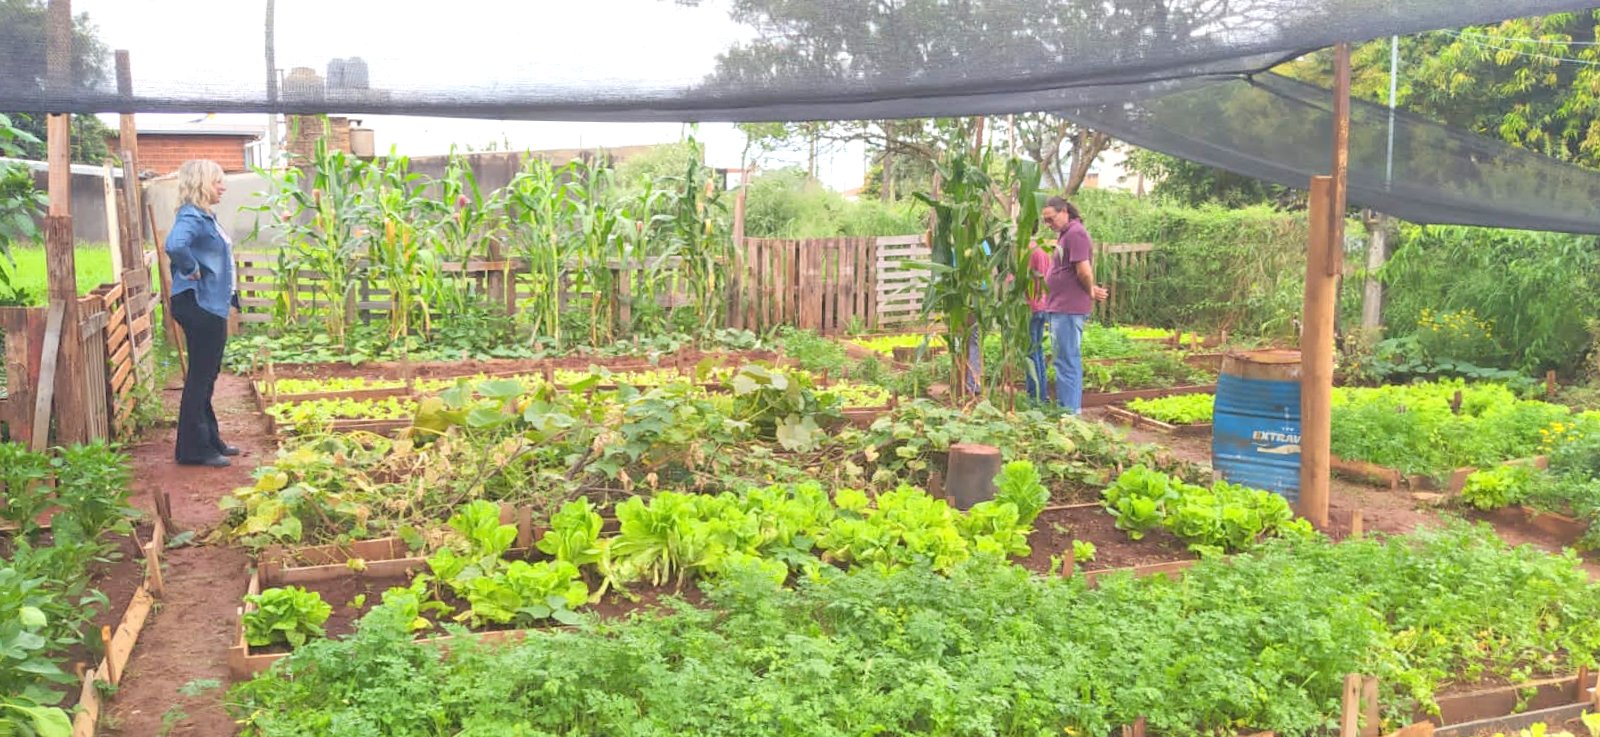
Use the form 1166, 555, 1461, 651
134, 126, 265, 138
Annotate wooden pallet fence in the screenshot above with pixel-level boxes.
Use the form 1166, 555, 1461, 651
875, 234, 930, 327
729, 236, 881, 335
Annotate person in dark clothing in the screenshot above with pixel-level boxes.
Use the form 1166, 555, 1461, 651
165, 159, 240, 467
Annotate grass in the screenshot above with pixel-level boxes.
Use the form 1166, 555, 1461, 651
2, 244, 118, 305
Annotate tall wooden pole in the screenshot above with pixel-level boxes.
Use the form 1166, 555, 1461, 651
45, 0, 90, 445
115, 50, 143, 262
1298, 43, 1352, 528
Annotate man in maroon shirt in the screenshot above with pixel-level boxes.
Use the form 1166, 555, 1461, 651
1040, 197, 1108, 412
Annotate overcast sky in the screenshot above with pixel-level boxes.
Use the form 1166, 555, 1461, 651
79, 0, 868, 189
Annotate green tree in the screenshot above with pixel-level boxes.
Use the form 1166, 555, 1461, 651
0, 113, 46, 290
6, 112, 112, 164
0, 0, 113, 164
1279, 10, 1600, 169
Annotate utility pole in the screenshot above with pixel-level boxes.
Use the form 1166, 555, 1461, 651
1364, 35, 1400, 330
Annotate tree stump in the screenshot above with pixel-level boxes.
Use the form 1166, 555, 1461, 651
946, 442, 1001, 510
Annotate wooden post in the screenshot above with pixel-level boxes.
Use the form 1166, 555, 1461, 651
148, 203, 186, 373
1546, 370, 1558, 400
30, 302, 66, 451
1300, 43, 1352, 530
1361, 675, 1380, 737
1300, 176, 1337, 529
1349, 510, 1363, 540
1327, 43, 1352, 278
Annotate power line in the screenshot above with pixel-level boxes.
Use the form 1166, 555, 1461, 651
1444, 30, 1600, 67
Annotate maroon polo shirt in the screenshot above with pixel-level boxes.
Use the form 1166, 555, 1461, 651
1043, 219, 1093, 315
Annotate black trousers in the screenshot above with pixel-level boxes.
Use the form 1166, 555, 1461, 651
171, 290, 229, 463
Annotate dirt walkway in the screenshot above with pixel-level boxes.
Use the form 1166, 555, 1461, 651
105, 372, 270, 737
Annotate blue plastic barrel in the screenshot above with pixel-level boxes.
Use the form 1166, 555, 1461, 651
1211, 350, 1302, 503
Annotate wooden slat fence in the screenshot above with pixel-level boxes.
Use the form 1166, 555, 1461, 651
1094, 243, 1157, 325
728, 237, 880, 335
229, 236, 1146, 338
235, 251, 694, 327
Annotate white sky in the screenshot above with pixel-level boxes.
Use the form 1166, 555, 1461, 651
79, 0, 868, 189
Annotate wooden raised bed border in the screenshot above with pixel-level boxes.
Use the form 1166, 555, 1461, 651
69, 516, 165, 736
1083, 383, 1216, 409
1102, 405, 1212, 437
1331, 455, 1549, 494
231, 505, 537, 680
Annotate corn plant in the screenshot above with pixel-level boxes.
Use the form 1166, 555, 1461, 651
255, 139, 371, 344
910, 151, 1044, 403
504, 156, 579, 346
568, 160, 629, 345
427, 150, 508, 318
364, 154, 437, 342
641, 137, 730, 336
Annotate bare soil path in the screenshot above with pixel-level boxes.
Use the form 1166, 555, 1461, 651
105, 372, 269, 737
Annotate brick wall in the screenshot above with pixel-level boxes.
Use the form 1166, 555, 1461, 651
285, 115, 351, 162
133, 135, 254, 175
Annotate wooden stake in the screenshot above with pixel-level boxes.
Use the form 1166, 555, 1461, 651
1340, 673, 1362, 737
143, 518, 166, 596
102, 163, 122, 277
30, 301, 65, 451
1575, 663, 1589, 704
1546, 370, 1558, 400
100, 625, 116, 683
1361, 675, 1380, 737
1350, 510, 1364, 540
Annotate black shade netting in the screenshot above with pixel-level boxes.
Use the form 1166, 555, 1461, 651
1062, 73, 1600, 234
1, 0, 1593, 121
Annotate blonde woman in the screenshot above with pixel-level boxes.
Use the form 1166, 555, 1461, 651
165, 159, 239, 467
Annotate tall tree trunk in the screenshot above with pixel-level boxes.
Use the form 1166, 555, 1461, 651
882, 121, 894, 201
1063, 130, 1111, 196
1361, 211, 1390, 330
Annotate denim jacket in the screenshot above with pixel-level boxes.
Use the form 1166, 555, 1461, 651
164, 203, 236, 319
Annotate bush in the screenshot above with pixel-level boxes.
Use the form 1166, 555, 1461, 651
744, 167, 925, 238
1380, 224, 1600, 375
1067, 189, 1338, 339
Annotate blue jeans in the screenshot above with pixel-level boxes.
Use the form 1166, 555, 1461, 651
1048, 313, 1088, 413
965, 325, 982, 394
1025, 312, 1048, 401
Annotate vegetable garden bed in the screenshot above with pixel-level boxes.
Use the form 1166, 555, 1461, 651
1083, 383, 1216, 408
1103, 406, 1212, 436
